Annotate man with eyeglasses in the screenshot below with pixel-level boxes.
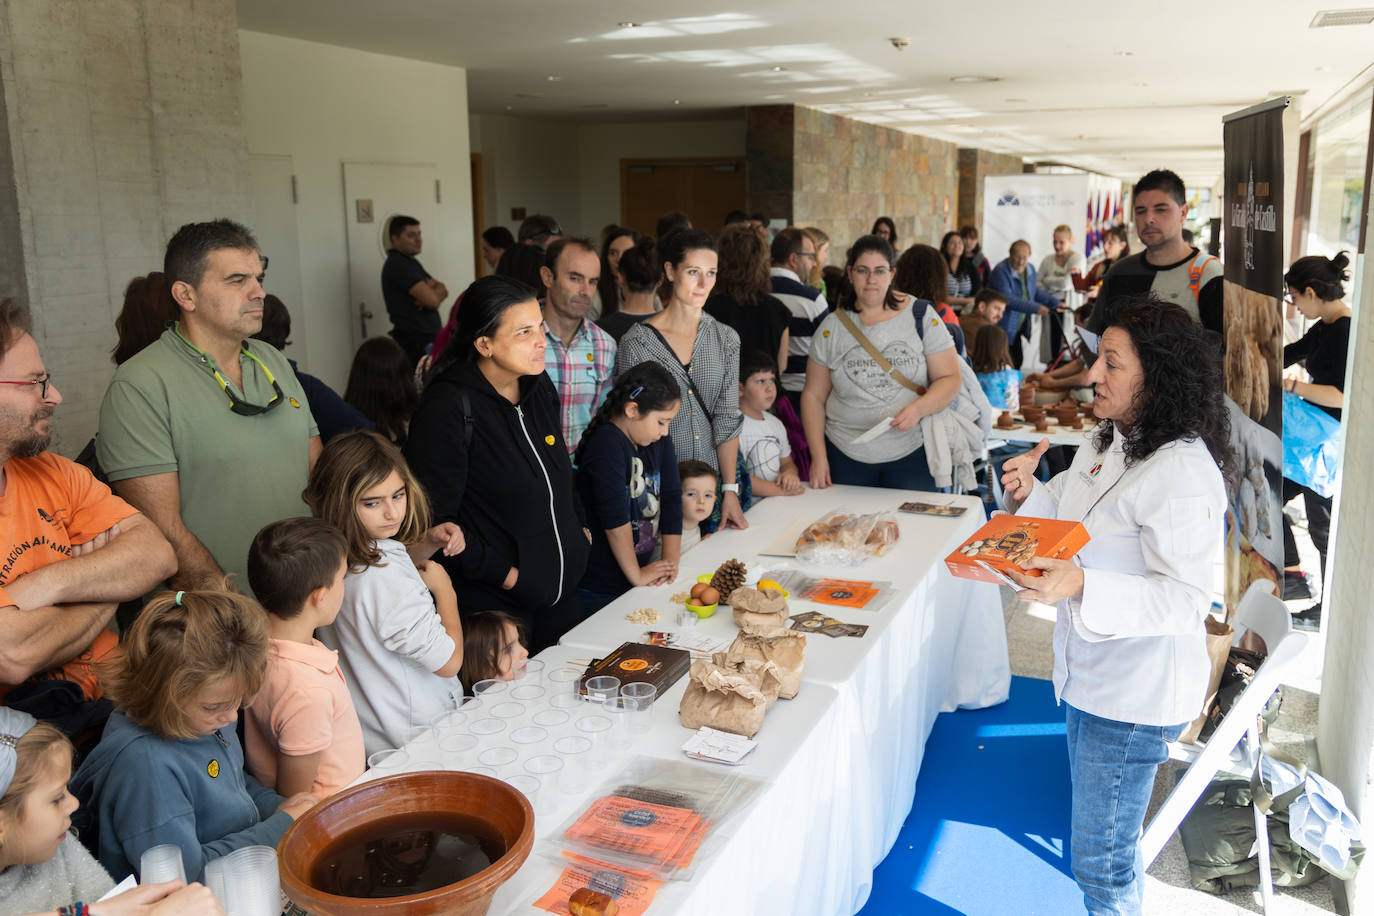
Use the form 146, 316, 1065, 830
97, 219, 321, 596
988, 239, 1062, 370
768, 227, 829, 408
0, 298, 175, 718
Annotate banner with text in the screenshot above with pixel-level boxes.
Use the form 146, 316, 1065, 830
1221, 98, 1288, 612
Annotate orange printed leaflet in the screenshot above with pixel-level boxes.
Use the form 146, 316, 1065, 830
563, 795, 706, 869
533, 863, 662, 915
793, 577, 882, 610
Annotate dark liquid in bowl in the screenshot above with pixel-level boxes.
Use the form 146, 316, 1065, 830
310, 812, 507, 898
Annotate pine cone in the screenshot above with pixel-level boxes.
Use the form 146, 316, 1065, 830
710, 559, 748, 604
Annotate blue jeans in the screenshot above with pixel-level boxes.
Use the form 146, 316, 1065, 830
577, 587, 619, 618
1065, 705, 1184, 916
825, 438, 938, 491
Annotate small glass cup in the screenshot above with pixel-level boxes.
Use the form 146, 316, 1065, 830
469, 717, 506, 738
510, 725, 548, 749
584, 676, 620, 703
552, 736, 592, 794
478, 746, 518, 773
510, 683, 546, 703
367, 748, 409, 773
548, 666, 583, 693
472, 679, 509, 699
440, 733, 478, 768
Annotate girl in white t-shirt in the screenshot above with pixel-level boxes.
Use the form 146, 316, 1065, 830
304, 431, 467, 757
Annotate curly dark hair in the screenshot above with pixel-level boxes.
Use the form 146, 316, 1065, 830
1090, 296, 1235, 484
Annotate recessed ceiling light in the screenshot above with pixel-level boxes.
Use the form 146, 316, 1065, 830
1114, 50, 1134, 56
618, 20, 641, 28
771, 65, 787, 72
950, 75, 1000, 83
1005, 97, 1028, 103
1133, 81, 1149, 87
505, 105, 513, 111
546, 75, 561, 82
1314, 64, 1332, 71
1309, 8, 1374, 27
673, 99, 681, 105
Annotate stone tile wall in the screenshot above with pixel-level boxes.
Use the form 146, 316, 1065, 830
0, 0, 249, 453
957, 147, 1027, 233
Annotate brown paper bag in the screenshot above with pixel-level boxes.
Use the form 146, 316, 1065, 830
1178, 615, 1235, 745
730, 587, 789, 634
728, 629, 806, 699
678, 653, 782, 738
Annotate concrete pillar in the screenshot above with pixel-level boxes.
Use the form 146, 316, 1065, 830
1316, 213, 1374, 908
0, 0, 249, 454
957, 147, 1028, 234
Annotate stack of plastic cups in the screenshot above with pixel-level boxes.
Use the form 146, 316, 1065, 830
203, 856, 227, 909
584, 676, 620, 704
139, 844, 186, 884
222, 845, 279, 916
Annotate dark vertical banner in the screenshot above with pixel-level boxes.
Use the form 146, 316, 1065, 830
1221, 98, 1288, 612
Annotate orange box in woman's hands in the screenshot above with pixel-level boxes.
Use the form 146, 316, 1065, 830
944, 515, 1089, 584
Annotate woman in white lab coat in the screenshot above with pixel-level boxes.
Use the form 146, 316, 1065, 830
1001, 296, 1233, 916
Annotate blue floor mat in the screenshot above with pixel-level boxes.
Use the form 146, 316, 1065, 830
859, 676, 1085, 915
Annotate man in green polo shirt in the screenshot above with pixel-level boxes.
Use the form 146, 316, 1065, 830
97, 219, 321, 594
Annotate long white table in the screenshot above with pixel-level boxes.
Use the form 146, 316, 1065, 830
482, 486, 1008, 915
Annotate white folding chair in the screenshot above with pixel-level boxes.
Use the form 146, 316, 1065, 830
1140, 578, 1307, 912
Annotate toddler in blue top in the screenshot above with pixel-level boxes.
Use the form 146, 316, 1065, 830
576, 361, 684, 615
70, 587, 318, 883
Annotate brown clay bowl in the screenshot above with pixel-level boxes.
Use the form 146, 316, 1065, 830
278, 771, 534, 916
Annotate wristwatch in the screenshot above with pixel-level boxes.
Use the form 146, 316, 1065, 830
721, 483, 740, 494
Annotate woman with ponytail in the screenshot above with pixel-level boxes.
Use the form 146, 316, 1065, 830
1279, 250, 1352, 629
575, 361, 683, 614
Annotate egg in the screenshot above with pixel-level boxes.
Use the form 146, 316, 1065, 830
690, 583, 709, 601
697, 586, 720, 606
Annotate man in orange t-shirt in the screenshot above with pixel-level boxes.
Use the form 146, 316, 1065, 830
0, 299, 176, 710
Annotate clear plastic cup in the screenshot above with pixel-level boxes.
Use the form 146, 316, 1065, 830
547, 666, 583, 693
584, 676, 620, 703
621, 682, 657, 707
456, 695, 485, 713
549, 692, 580, 711
533, 708, 570, 734
367, 748, 409, 773
552, 736, 592, 794
489, 701, 526, 721
404, 725, 435, 745
510, 725, 548, 749
221, 845, 278, 916
575, 713, 614, 768
505, 773, 541, 811
517, 658, 546, 684
477, 746, 518, 773
472, 679, 509, 699
431, 709, 469, 732
140, 843, 186, 884
469, 718, 506, 738
602, 697, 635, 749
510, 683, 546, 703
440, 733, 478, 768
204, 856, 227, 908
465, 765, 498, 777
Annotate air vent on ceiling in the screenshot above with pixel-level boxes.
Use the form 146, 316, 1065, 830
1309, 8, 1374, 27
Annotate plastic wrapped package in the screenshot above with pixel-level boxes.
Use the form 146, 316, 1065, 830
793, 510, 900, 566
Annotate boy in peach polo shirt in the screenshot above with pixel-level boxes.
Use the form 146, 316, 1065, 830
243, 518, 365, 798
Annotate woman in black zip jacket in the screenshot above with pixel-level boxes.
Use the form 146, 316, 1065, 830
405, 276, 590, 653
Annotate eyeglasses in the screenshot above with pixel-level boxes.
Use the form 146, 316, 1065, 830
852, 267, 891, 278
796, 250, 817, 261
0, 374, 54, 398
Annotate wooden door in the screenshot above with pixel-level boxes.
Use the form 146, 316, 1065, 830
620, 158, 746, 237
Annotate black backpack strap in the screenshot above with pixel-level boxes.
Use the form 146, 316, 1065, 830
459, 387, 475, 451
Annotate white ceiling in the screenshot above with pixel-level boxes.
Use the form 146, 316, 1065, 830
236, 0, 1374, 185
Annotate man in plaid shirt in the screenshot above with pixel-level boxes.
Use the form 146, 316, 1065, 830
540, 237, 616, 458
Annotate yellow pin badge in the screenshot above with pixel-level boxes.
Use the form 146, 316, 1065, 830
289, 397, 301, 408
207, 759, 220, 778
586, 353, 595, 361
545, 434, 556, 446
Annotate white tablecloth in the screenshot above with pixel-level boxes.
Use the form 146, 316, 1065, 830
482, 486, 1009, 915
